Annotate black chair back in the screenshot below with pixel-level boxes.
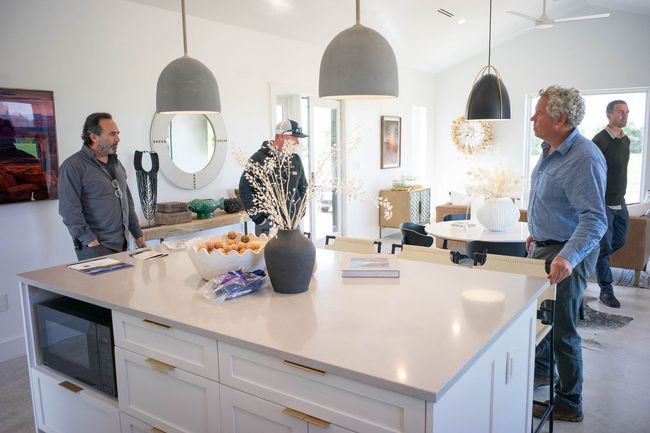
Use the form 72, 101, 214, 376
442, 213, 470, 222
399, 223, 434, 248
466, 240, 527, 259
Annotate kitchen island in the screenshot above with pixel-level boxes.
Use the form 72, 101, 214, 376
17, 248, 547, 433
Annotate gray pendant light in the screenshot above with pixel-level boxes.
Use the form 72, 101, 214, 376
156, 0, 221, 114
319, 0, 398, 99
466, 0, 510, 120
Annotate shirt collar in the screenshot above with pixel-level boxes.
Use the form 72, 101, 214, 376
542, 128, 580, 156
605, 126, 626, 139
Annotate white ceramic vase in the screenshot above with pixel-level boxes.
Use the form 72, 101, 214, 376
476, 197, 519, 231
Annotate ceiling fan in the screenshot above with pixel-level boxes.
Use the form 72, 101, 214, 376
507, 0, 610, 29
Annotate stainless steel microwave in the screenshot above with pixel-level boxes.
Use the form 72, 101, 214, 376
35, 297, 117, 398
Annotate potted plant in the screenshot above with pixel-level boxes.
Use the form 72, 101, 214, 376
466, 167, 523, 231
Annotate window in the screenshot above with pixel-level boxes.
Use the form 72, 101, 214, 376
524, 89, 648, 203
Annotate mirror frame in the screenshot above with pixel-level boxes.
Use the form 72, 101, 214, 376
150, 112, 227, 189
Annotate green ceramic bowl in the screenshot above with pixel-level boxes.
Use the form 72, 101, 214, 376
189, 199, 219, 219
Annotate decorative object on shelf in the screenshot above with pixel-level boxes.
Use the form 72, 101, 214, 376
451, 116, 493, 155
467, 167, 523, 231
465, 0, 511, 120
319, 0, 398, 100
0, 88, 59, 204
156, 0, 221, 114
189, 198, 220, 219
236, 136, 391, 293
133, 151, 159, 226
154, 201, 191, 225
381, 116, 401, 169
264, 229, 315, 294
223, 197, 241, 214
186, 233, 268, 280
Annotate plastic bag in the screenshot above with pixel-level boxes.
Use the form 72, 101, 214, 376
199, 269, 268, 303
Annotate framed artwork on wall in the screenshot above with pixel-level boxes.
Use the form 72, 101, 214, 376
0, 88, 59, 204
380, 115, 401, 169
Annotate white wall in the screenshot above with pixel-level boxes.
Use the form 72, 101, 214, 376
431, 9, 650, 207
0, 0, 436, 360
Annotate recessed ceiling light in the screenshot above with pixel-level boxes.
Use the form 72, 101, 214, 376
457, 18, 467, 24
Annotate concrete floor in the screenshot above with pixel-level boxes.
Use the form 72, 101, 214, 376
1, 267, 648, 433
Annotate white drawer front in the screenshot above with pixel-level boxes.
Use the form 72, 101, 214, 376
219, 343, 425, 433
120, 412, 156, 433
115, 347, 220, 433
31, 367, 119, 433
113, 310, 218, 380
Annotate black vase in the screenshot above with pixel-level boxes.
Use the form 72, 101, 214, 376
264, 229, 315, 294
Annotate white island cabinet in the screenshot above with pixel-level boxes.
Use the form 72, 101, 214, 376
17, 248, 547, 433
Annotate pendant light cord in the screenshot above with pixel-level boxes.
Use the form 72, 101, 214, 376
487, 0, 492, 68
356, 0, 360, 25
181, 0, 188, 56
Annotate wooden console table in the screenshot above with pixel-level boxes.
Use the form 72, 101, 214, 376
141, 212, 250, 242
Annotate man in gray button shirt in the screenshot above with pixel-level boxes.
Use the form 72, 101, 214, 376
59, 112, 146, 260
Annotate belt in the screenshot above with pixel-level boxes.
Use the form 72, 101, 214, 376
534, 239, 567, 247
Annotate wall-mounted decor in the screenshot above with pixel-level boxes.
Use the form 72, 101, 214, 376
381, 115, 401, 169
451, 116, 493, 155
0, 88, 59, 204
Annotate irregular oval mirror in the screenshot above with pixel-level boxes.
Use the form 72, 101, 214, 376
167, 114, 215, 173
150, 113, 227, 189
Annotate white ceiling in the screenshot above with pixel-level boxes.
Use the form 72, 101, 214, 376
128, 0, 650, 73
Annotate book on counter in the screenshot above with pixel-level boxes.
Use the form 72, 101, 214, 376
341, 255, 400, 278
67, 258, 133, 275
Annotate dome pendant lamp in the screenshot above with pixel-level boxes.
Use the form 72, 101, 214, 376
156, 0, 221, 114
466, 0, 510, 120
319, 0, 398, 99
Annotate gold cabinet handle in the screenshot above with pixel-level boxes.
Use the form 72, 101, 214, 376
150, 427, 168, 433
58, 380, 83, 393
282, 407, 330, 428
143, 319, 170, 329
145, 357, 176, 371
282, 360, 325, 375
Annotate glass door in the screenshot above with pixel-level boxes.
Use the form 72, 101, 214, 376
303, 97, 341, 242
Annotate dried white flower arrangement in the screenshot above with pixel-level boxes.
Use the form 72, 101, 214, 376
466, 167, 523, 199
235, 138, 392, 231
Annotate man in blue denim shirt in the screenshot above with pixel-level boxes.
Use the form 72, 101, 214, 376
527, 86, 607, 422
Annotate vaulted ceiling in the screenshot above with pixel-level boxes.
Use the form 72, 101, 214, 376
128, 0, 650, 73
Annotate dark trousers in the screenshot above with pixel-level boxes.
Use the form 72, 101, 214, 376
530, 243, 598, 413
75, 240, 126, 261
595, 205, 629, 294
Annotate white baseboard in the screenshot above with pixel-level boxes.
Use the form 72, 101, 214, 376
0, 334, 26, 363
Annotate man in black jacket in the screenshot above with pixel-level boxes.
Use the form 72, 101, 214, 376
239, 119, 308, 235
592, 100, 630, 308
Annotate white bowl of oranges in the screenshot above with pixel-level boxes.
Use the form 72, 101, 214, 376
186, 231, 269, 280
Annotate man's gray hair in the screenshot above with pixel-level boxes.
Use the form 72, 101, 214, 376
538, 85, 585, 129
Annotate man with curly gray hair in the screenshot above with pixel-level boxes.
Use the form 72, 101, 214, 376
526, 85, 607, 422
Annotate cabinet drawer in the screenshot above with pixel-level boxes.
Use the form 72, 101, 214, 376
219, 343, 425, 433
221, 385, 353, 433
115, 347, 220, 433
31, 366, 120, 433
113, 310, 218, 380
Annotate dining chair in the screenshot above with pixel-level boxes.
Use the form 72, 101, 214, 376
324, 235, 381, 254
397, 245, 456, 265
477, 253, 555, 433
466, 240, 527, 261
440, 213, 470, 249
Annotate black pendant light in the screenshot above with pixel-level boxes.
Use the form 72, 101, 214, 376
156, 0, 221, 114
466, 0, 510, 120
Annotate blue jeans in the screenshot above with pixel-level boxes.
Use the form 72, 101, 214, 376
529, 244, 598, 413
595, 205, 629, 294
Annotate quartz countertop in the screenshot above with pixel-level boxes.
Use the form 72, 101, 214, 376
17, 248, 547, 401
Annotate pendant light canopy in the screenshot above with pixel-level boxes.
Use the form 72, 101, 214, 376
156, 0, 221, 114
319, 0, 398, 99
465, 0, 510, 120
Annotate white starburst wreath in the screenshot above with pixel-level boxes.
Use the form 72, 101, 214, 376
451, 116, 493, 155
